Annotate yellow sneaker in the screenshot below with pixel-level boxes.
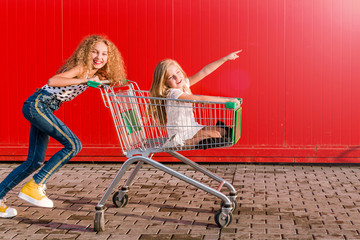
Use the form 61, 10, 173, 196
18, 179, 53, 208
0, 198, 17, 218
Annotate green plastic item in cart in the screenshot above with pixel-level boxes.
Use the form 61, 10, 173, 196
225, 98, 242, 144
121, 109, 141, 135
232, 107, 242, 144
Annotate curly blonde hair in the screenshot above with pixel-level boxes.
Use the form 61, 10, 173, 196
57, 35, 126, 85
148, 59, 190, 125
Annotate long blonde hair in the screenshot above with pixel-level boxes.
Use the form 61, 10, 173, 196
57, 35, 126, 85
149, 59, 190, 125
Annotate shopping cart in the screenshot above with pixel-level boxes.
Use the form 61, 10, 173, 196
87, 80, 243, 232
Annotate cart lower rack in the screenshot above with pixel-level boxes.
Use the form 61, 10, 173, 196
88, 81, 243, 231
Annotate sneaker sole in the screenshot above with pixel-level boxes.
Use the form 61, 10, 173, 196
18, 192, 53, 208
0, 212, 17, 218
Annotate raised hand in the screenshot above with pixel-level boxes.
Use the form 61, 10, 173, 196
224, 50, 242, 61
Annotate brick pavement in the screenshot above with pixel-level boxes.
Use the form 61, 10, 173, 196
0, 162, 360, 239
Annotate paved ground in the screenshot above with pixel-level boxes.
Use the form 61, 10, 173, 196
0, 161, 360, 240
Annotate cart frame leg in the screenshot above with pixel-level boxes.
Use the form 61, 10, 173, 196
123, 161, 143, 188
113, 161, 144, 202
95, 155, 233, 210
168, 151, 237, 196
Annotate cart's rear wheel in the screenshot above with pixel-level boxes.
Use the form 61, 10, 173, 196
94, 211, 105, 232
214, 210, 232, 228
112, 191, 129, 208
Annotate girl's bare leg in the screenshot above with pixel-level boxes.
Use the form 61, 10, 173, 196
185, 127, 226, 146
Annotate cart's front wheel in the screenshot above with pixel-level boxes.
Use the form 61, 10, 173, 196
112, 192, 129, 208
214, 210, 232, 228
94, 210, 105, 232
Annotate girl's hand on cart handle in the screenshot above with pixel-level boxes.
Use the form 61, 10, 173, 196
224, 50, 242, 61
86, 76, 108, 88
86, 79, 110, 88
228, 98, 241, 107
85, 76, 102, 84
87, 75, 100, 84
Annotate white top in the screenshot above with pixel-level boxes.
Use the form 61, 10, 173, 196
165, 78, 203, 145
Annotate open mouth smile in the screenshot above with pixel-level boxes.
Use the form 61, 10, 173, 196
93, 60, 103, 65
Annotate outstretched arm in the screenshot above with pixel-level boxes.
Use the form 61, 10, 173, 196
178, 92, 240, 106
188, 50, 242, 86
47, 65, 101, 87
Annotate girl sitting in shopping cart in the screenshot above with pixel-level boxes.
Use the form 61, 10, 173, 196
149, 50, 242, 148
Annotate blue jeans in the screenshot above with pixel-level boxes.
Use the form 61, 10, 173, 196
0, 89, 82, 199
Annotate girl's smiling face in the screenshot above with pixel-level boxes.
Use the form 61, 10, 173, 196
165, 64, 185, 90
90, 41, 108, 70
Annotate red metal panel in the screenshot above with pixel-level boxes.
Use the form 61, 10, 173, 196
286, 0, 360, 147
1, 0, 359, 162
350, 1, 360, 146
60, 0, 173, 149
0, 0, 63, 147
173, 0, 286, 151
1, 0, 11, 146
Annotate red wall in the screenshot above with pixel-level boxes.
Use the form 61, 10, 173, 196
1, 0, 359, 163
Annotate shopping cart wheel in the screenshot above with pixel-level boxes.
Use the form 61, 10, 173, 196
221, 199, 238, 212
214, 210, 233, 228
94, 210, 105, 232
214, 209, 232, 228
112, 191, 129, 208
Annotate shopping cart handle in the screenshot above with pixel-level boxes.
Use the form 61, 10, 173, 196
87, 80, 110, 88
226, 98, 243, 109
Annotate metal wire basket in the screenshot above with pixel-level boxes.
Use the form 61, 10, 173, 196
87, 80, 243, 231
